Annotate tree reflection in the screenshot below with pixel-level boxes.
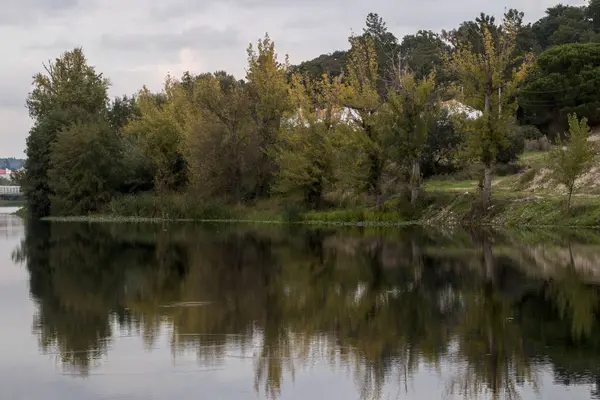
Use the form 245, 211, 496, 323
16, 222, 600, 398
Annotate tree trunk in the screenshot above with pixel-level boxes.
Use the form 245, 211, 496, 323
567, 184, 574, 213
364, 123, 382, 208
482, 164, 493, 209
410, 159, 421, 206
481, 88, 493, 210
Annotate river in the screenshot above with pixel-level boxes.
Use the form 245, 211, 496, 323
1, 214, 600, 399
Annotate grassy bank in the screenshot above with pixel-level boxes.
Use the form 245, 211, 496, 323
39, 190, 600, 229
38, 150, 600, 228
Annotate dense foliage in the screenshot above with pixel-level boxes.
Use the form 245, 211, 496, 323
520, 43, 600, 136
20, 2, 600, 218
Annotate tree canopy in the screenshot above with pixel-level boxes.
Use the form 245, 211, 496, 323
520, 43, 600, 136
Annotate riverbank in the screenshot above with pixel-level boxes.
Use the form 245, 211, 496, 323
38, 191, 600, 228
33, 150, 600, 228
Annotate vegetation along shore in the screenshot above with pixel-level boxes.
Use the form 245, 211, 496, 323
17, 2, 600, 227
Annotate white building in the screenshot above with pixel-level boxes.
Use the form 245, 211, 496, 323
441, 99, 483, 120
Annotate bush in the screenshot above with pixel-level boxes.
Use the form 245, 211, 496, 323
282, 203, 304, 223
106, 192, 233, 220
494, 163, 525, 176
516, 168, 537, 190
524, 136, 551, 152
518, 125, 543, 140
496, 129, 525, 164
421, 110, 464, 177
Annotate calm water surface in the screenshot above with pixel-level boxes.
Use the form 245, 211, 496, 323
2, 215, 600, 399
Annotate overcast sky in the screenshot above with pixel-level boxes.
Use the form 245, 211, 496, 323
0, 0, 585, 157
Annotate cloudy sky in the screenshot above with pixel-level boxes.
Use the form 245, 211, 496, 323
0, 0, 585, 157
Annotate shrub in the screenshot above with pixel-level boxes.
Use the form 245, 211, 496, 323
282, 203, 304, 223
496, 129, 525, 164
518, 125, 543, 140
106, 192, 233, 220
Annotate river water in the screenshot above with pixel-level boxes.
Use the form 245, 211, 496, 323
2, 213, 600, 399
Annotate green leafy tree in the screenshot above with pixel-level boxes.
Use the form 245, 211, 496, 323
378, 71, 438, 204
519, 43, 600, 137
106, 95, 140, 132
184, 72, 255, 202
344, 34, 386, 204
446, 19, 532, 208
23, 47, 109, 218
532, 4, 599, 50
442, 13, 500, 53
361, 12, 399, 94
421, 109, 464, 177
399, 31, 451, 81
48, 119, 122, 215
276, 73, 346, 209
246, 34, 291, 197
123, 82, 186, 216
291, 51, 348, 80
547, 114, 595, 212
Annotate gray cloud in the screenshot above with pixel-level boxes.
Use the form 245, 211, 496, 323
100, 25, 241, 54
0, 0, 80, 26
25, 38, 79, 52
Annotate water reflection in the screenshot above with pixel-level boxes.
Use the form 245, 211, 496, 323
13, 221, 600, 399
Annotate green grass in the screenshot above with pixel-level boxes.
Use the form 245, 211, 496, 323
424, 180, 478, 192
303, 209, 409, 225
520, 150, 547, 165
41, 192, 600, 229
501, 197, 600, 227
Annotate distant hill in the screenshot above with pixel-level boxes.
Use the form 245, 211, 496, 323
0, 158, 25, 170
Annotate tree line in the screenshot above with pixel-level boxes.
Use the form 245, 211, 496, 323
21, 2, 600, 218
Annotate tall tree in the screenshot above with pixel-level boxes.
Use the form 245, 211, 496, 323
546, 114, 595, 212
48, 119, 121, 215
276, 73, 346, 209
23, 47, 109, 218
246, 34, 291, 198
378, 71, 439, 205
184, 72, 255, 202
362, 12, 399, 94
106, 95, 140, 132
123, 82, 186, 216
446, 18, 532, 208
399, 31, 450, 81
442, 13, 500, 54
343, 34, 386, 204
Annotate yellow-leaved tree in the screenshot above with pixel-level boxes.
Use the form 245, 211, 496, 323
343, 34, 387, 205
446, 18, 532, 208
246, 34, 291, 198
123, 78, 186, 217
